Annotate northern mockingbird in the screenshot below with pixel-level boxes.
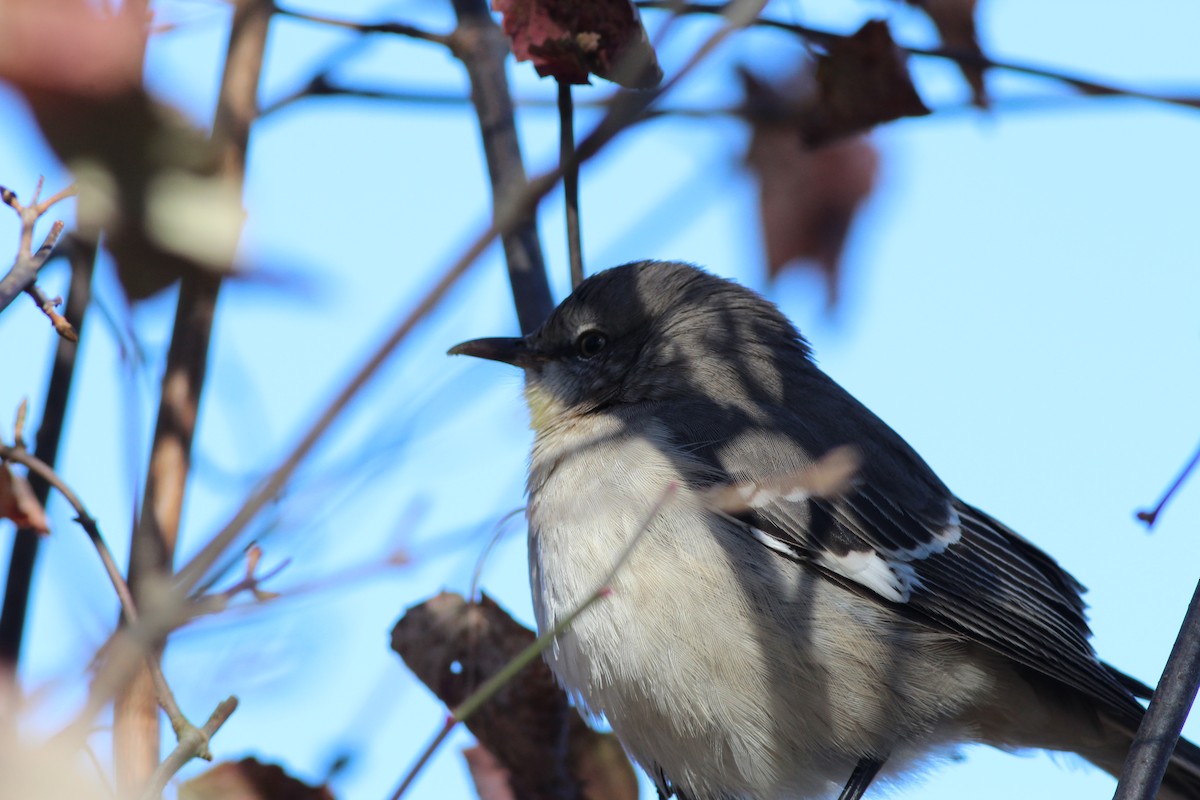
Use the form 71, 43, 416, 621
450, 260, 1199, 799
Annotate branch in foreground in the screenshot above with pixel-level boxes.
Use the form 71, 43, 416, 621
1113, 578, 1200, 800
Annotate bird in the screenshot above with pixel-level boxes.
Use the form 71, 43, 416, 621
448, 260, 1200, 800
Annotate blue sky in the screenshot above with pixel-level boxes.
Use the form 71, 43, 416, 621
1, 1, 1198, 799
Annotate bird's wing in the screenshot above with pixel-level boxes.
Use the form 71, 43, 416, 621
742, 478, 1144, 724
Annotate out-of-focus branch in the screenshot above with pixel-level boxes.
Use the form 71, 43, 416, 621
0, 236, 95, 669
275, 6, 451, 46
114, 0, 270, 793
1114, 578, 1200, 800
449, 0, 554, 334
0, 181, 77, 336
139, 696, 239, 800
0, 439, 207, 758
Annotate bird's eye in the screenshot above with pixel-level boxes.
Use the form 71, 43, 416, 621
575, 330, 608, 359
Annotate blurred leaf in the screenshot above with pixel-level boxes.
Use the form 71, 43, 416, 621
180, 757, 334, 800
0, 0, 237, 301
392, 592, 637, 800
743, 69, 880, 306
492, 0, 662, 88
802, 19, 930, 146
908, 0, 988, 108
0, 463, 49, 535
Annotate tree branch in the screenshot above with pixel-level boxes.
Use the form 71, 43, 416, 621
115, 0, 271, 792
274, 5, 452, 46
449, 0, 554, 334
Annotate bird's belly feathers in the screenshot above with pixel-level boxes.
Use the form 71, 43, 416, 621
527, 422, 995, 800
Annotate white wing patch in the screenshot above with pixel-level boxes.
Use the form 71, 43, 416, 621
815, 548, 921, 603
877, 502, 962, 561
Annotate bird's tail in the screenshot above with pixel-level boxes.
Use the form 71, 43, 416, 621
1079, 714, 1200, 800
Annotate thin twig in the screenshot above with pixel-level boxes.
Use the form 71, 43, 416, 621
26, 275, 78, 342
558, 81, 584, 288
1113, 578, 1200, 800
0, 444, 136, 618
138, 696, 239, 800
1137, 439, 1200, 528
275, 5, 452, 46
0, 442, 201, 747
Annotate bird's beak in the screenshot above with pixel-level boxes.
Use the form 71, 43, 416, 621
447, 336, 533, 368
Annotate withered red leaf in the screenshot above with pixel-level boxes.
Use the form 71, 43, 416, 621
0, 463, 49, 535
179, 757, 334, 800
802, 19, 931, 146
492, 0, 662, 88
392, 592, 637, 800
908, 0, 988, 108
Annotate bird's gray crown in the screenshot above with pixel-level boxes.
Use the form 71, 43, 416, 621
518, 260, 815, 420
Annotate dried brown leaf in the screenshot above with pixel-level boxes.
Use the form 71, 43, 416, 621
179, 757, 334, 800
908, 0, 988, 108
392, 592, 637, 800
802, 19, 930, 146
492, 0, 662, 88
0, 463, 49, 535
744, 105, 878, 306
0, 1, 235, 301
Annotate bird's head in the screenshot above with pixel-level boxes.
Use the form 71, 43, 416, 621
449, 261, 812, 432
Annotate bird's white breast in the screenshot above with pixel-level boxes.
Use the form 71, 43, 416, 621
526, 415, 995, 799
